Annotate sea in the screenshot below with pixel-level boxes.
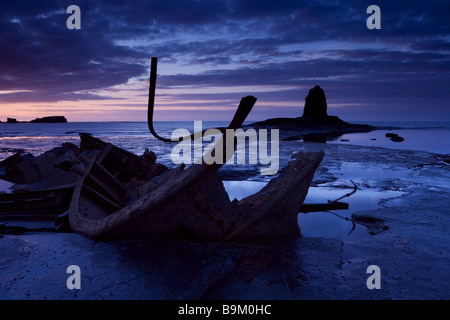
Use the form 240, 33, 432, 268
1, 120, 449, 163
1, 120, 449, 239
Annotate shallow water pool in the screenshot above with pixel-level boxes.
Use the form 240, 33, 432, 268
328, 128, 450, 155
0, 179, 13, 193
222, 180, 405, 240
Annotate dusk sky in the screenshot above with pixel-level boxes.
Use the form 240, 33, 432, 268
1, 0, 449, 122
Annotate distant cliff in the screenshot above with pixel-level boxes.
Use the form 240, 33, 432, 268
1, 116, 68, 124
30, 116, 68, 123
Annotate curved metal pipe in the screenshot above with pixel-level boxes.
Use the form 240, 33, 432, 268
147, 57, 256, 144
147, 57, 174, 142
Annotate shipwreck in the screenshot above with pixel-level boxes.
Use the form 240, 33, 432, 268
0, 57, 346, 241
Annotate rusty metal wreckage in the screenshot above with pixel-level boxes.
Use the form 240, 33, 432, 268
0, 57, 354, 240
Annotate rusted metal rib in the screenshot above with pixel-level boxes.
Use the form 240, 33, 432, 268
147, 57, 256, 145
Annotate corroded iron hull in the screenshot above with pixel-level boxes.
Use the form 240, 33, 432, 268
69, 148, 324, 241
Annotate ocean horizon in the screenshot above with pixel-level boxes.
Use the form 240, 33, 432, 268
1, 120, 449, 162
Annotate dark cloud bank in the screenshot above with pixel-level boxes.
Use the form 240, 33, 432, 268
1, 0, 449, 120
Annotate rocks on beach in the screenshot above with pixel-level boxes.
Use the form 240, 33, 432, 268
385, 132, 405, 142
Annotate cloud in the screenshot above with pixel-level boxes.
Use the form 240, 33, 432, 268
0, 0, 449, 120
0, 0, 148, 102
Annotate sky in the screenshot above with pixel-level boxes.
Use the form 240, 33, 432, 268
0, 0, 449, 122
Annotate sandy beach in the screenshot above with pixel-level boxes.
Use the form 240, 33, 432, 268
1, 139, 449, 300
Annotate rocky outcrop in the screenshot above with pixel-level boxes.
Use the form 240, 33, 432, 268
302, 85, 328, 118
248, 115, 373, 142
247, 85, 374, 142
30, 116, 67, 123
385, 132, 405, 142
1, 116, 68, 123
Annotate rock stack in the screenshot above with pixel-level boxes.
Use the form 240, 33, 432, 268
302, 85, 328, 118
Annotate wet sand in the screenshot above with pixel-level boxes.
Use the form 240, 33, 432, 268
0, 141, 449, 300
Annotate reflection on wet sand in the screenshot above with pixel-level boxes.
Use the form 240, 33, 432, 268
223, 180, 405, 240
